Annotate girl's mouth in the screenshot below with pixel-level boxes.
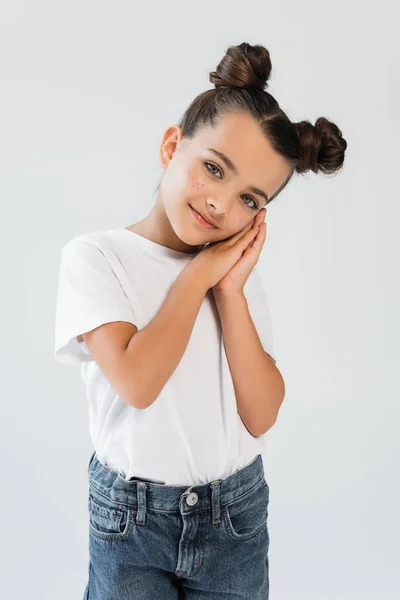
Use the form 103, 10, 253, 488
189, 205, 217, 229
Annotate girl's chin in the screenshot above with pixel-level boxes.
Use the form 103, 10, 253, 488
171, 225, 206, 252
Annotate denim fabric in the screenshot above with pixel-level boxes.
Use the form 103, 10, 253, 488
83, 451, 270, 599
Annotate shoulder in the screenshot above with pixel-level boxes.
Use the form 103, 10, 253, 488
61, 229, 111, 254
59, 229, 129, 268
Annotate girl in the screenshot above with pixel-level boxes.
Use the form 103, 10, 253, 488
54, 42, 347, 599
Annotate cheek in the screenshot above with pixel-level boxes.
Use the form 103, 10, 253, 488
235, 215, 247, 228
188, 167, 205, 191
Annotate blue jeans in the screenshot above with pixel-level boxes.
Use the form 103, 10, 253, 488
83, 451, 270, 599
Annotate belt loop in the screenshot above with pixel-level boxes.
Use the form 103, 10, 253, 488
210, 479, 223, 524
136, 482, 147, 525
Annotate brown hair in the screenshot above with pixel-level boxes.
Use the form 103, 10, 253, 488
162, 42, 347, 204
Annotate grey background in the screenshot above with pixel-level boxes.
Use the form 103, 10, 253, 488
1, 1, 398, 598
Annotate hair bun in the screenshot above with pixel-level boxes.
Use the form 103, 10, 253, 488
209, 42, 272, 91
294, 117, 348, 175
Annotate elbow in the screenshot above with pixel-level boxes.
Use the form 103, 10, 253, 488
251, 416, 277, 438
120, 362, 154, 409
252, 391, 286, 437
127, 395, 145, 410
127, 389, 153, 410
127, 385, 156, 410
241, 413, 276, 438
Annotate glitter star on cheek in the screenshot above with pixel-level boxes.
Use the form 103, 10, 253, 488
188, 170, 205, 188
190, 179, 204, 188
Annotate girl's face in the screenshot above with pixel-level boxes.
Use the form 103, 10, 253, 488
158, 111, 293, 247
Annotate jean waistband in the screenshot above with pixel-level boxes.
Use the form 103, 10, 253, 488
87, 451, 267, 525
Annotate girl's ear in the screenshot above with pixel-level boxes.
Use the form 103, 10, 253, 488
159, 125, 183, 169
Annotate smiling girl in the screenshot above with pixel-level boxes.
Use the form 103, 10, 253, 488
54, 42, 347, 599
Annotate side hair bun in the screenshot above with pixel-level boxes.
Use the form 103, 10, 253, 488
294, 117, 347, 174
209, 42, 272, 91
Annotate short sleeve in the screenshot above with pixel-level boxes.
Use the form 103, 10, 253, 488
244, 268, 277, 364
54, 240, 137, 364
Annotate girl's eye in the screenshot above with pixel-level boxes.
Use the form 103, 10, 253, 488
204, 161, 222, 178
204, 162, 260, 211
242, 195, 259, 211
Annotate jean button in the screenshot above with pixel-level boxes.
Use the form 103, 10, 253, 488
186, 492, 198, 506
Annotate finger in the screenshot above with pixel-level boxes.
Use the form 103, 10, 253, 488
239, 209, 266, 234
221, 210, 266, 248
253, 209, 266, 228
249, 221, 267, 249
225, 221, 257, 247
239, 226, 260, 249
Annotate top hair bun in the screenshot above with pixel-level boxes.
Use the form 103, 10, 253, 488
209, 42, 272, 92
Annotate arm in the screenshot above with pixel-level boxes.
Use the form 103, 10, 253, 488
125, 266, 207, 409
213, 289, 285, 437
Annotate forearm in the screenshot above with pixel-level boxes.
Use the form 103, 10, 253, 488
126, 266, 207, 409
213, 290, 285, 437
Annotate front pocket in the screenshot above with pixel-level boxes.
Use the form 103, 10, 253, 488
88, 491, 132, 541
223, 480, 269, 541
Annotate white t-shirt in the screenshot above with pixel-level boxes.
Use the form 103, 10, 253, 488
54, 226, 277, 486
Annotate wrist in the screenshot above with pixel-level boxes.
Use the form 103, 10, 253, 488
212, 288, 246, 302
180, 261, 209, 296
